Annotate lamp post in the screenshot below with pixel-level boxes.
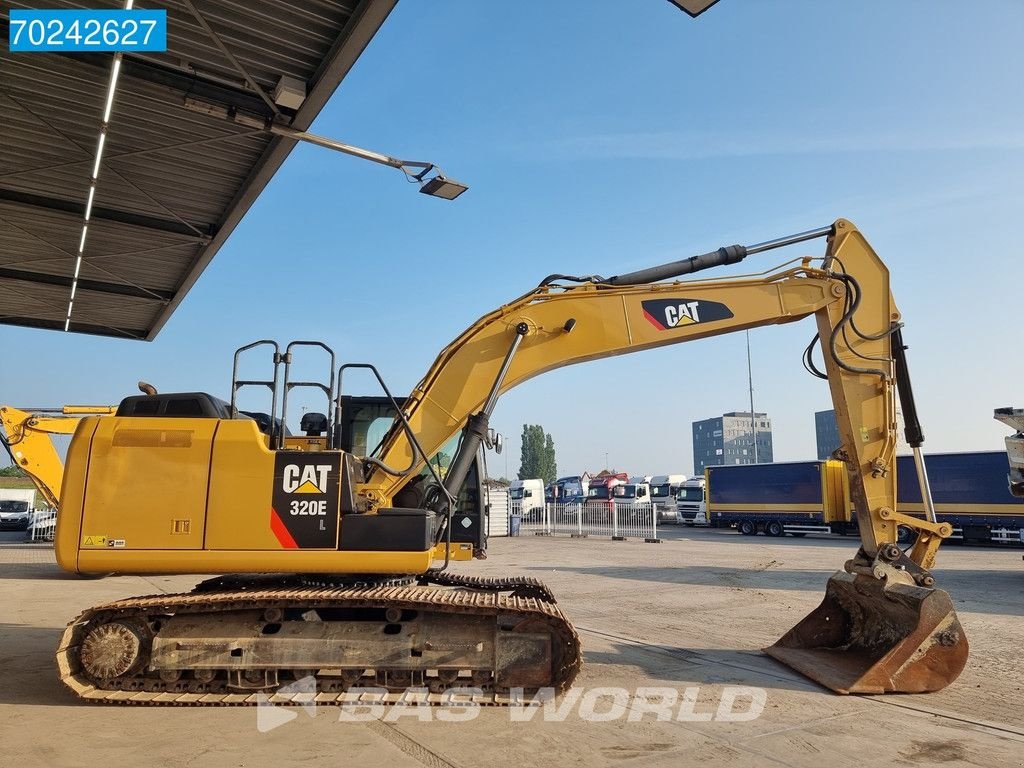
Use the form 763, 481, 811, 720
266, 124, 469, 199
207, 104, 470, 200
747, 330, 759, 463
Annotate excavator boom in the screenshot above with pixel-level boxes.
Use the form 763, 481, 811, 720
366, 223, 935, 560
359, 218, 966, 693
0, 405, 116, 509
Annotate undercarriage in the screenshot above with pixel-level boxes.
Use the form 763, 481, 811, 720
58, 576, 581, 705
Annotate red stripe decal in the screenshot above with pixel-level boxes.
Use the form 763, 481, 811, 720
270, 507, 298, 549
642, 309, 666, 330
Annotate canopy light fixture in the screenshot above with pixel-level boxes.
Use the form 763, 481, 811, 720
666, 0, 722, 17
265, 123, 469, 201
192, 103, 470, 201
272, 75, 306, 110
418, 174, 468, 200
66, 0, 133, 331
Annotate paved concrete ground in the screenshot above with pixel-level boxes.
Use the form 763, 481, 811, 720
1, 528, 1022, 768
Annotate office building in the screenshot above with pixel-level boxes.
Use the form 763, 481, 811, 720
692, 411, 773, 475
816, 408, 908, 460
815, 409, 841, 460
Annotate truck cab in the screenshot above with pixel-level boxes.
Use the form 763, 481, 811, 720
509, 478, 545, 521
676, 477, 707, 525
614, 476, 651, 506
554, 475, 589, 504
650, 474, 687, 524
586, 473, 628, 504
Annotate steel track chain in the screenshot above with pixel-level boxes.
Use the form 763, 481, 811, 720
419, 573, 557, 603
191, 573, 417, 593
57, 583, 581, 706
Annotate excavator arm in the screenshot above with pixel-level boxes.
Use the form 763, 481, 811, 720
360, 218, 967, 693
1, 405, 116, 509
365, 220, 944, 568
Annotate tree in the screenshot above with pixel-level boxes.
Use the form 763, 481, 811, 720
0, 465, 26, 478
518, 424, 557, 484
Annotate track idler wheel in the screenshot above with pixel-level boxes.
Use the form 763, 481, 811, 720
79, 622, 146, 681
765, 571, 968, 694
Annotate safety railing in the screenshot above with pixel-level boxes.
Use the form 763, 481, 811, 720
26, 508, 56, 543
513, 501, 660, 542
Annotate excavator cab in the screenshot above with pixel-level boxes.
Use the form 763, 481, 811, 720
337, 394, 489, 553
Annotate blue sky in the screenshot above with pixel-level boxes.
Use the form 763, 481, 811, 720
4, 0, 1024, 478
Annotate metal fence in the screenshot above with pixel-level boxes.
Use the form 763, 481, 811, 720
512, 501, 660, 542
485, 487, 509, 537
27, 509, 56, 542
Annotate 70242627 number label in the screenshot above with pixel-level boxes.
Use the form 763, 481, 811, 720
8, 9, 167, 53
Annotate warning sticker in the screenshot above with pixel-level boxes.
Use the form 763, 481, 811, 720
82, 535, 107, 546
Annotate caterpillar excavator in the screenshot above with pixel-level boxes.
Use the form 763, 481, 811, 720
11, 219, 968, 704
1, 405, 117, 511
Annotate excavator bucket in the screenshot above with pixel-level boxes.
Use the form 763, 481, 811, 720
765, 571, 968, 694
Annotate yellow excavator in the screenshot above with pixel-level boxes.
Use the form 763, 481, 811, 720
11, 219, 968, 704
0, 404, 117, 511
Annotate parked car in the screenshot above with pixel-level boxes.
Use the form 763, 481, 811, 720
0, 500, 31, 531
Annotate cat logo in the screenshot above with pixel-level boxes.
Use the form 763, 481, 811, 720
641, 298, 734, 330
282, 464, 332, 494
664, 301, 701, 326
271, 453, 341, 549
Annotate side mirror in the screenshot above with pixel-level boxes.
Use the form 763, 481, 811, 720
487, 428, 503, 455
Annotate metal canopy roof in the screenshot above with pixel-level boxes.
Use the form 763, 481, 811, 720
0, 0, 397, 340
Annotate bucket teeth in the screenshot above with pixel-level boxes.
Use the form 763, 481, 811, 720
765, 571, 968, 694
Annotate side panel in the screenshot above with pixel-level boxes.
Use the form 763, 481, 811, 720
54, 416, 102, 572
823, 460, 853, 524
76, 548, 434, 575
707, 462, 828, 525
707, 462, 826, 505
896, 451, 1024, 528
79, 418, 215, 551
897, 452, 1024, 506
205, 419, 283, 550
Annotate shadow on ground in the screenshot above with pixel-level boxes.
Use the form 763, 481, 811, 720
0, 624, 77, 706
581, 637, 826, 695
0, 562, 85, 580
522, 563, 1024, 616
